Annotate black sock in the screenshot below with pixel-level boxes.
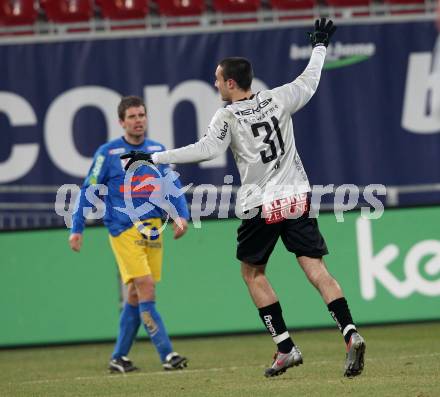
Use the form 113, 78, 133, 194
327, 297, 357, 344
258, 301, 294, 353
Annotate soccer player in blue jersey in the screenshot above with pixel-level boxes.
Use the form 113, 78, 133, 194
69, 96, 189, 373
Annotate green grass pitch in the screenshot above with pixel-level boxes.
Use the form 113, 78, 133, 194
2, 323, 439, 397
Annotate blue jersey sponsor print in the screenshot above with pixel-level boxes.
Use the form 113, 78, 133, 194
72, 137, 189, 236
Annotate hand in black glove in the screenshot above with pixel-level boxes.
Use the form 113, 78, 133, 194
309, 18, 337, 48
120, 150, 154, 171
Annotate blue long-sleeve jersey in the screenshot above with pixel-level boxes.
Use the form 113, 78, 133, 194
71, 137, 189, 237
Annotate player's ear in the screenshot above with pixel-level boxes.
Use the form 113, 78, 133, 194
227, 78, 236, 89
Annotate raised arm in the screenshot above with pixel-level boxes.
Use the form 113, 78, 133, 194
271, 18, 336, 114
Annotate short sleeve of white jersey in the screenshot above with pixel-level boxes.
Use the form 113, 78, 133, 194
270, 46, 326, 115
152, 108, 232, 164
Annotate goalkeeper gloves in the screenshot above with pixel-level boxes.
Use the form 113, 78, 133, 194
120, 150, 154, 171
309, 18, 337, 48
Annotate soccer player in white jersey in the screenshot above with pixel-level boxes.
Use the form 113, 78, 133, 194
122, 18, 366, 378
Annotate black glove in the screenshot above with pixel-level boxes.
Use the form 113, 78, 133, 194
120, 150, 154, 171
308, 18, 337, 48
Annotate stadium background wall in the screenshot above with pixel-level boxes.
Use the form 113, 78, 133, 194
1, 206, 439, 347
1, 20, 440, 209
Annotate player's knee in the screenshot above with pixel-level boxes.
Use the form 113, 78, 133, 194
241, 262, 265, 285
310, 269, 336, 291
127, 284, 139, 305
241, 271, 252, 286
132, 275, 156, 300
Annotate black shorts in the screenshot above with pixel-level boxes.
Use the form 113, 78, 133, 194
236, 206, 328, 265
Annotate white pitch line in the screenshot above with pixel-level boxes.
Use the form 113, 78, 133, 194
11, 352, 440, 386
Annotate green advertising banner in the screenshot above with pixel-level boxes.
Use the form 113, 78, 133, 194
1, 206, 439, 346
0, 228, 121, 346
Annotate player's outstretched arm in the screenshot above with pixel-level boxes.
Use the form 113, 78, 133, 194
121, 109, 232, 168
272, 18, 337, 114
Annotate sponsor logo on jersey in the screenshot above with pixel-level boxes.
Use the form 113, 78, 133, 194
147, 145, 163, 151
89, 154, 105, 185
262, 193, 309, 224
119, 174, 160, 197
290, 41, 376, 70
234, 98, 272, 116
108, 147, 125, 155
217, 121, 229, 140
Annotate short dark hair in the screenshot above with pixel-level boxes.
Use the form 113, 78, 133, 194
118, 96, 146, 120
218, 57, 253, 90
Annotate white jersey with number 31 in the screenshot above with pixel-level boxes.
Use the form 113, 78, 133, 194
153, 46, 327, 211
